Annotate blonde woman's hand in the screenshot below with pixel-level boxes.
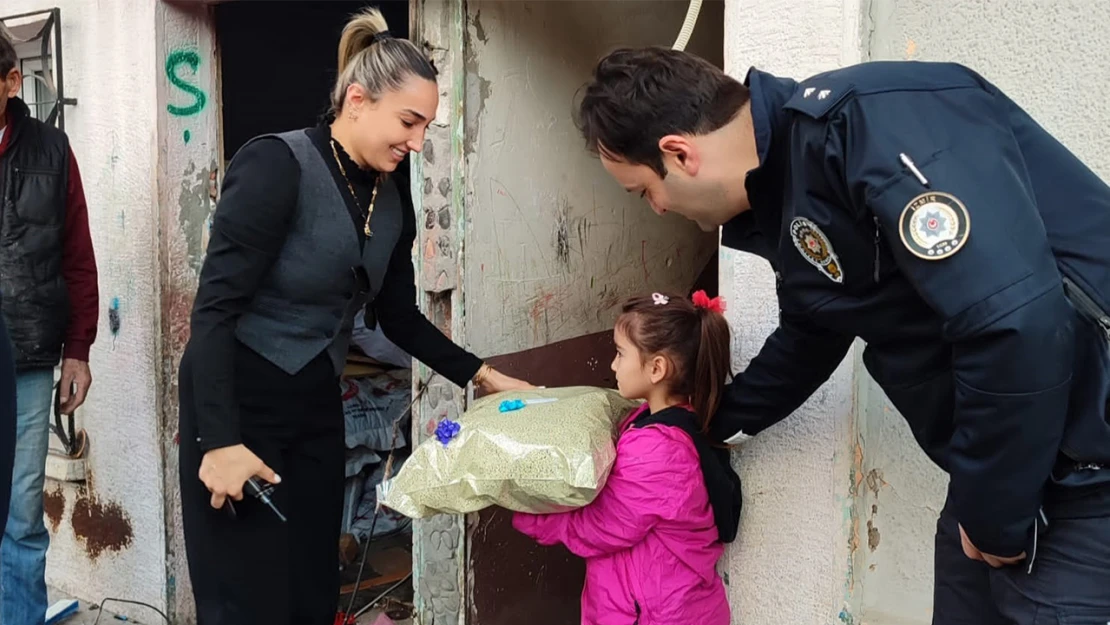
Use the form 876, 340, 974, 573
199, 444, 281, 509
480, 368, 536, 394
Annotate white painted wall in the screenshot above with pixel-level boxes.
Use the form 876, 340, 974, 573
724, 1, 1110, 624
2, 0, 166, 610
868, 0, 1110, 180
721, 0, 868, 622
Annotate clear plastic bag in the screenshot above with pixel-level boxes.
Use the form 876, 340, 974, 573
377, 386, 640, 518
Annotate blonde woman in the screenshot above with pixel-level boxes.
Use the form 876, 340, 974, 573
177, 9, 531, 622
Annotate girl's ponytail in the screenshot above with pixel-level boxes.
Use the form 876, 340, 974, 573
690, 291, 732, 432
615, 290, 733, 431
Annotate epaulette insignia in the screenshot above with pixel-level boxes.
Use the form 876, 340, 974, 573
783, 82, 854, 119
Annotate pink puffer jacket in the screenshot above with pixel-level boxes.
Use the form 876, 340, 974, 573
513, 404, 730, 625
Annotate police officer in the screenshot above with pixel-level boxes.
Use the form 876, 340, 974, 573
575, 47, 1110, 622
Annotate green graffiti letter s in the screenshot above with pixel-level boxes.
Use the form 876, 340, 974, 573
166, 50, 207, 117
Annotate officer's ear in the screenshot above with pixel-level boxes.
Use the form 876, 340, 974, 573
658, 134, 700, 177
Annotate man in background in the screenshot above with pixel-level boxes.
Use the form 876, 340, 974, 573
0, 27, 98, 624
0, 310, 17, 550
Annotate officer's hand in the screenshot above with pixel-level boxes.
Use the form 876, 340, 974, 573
199, 444, 280, 509
959, 523, 1025, 568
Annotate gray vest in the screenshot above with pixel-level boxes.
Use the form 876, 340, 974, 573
234, 129, 403, 376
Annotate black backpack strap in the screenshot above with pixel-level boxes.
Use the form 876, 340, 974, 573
634, 407, 743, 543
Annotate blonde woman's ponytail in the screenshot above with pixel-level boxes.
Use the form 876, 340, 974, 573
337, 8, 390, 75
331, 8, 437, 112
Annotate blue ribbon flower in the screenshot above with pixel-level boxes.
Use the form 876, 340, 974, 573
434, 418, 462, 447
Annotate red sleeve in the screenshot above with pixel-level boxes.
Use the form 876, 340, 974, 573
61, 147, 99, 361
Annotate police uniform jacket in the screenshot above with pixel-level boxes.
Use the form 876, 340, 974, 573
712, 61, 1110, 559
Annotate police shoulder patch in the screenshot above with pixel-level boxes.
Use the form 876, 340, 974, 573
898, 192, 970, 260
790, 217, 843, 283
783, 82, 855, 120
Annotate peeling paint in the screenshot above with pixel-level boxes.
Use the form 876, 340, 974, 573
72, 491, 135, 560
905, 37, 918, 59
865, 468, 887, 496
849, 511, 860, 556
472, 9, 489, 43
176, 161, 217, 273
867, 519, 881, 551
463, 9, 492, 159
851, 439, 865, 495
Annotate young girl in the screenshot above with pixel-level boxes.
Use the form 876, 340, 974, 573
513, 290, 739, 625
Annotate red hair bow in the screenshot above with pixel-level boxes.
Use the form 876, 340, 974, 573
691, 290, 726, 314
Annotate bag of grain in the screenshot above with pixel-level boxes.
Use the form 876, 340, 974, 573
377, 386, 640, 518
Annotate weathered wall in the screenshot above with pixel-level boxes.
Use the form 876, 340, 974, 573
720, 0, 867, 623
410, 2, 470, 624
869, 0, 1110, 183
462, 4, 723, 625
3, 0, 167, 610
154, 2, 221, 621
462, 0, 722, 359
859, 1, 1110, 622
409, 2, 722, 623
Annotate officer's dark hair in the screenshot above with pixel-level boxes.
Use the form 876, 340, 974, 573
0, 25, 16, 77
615, 291, 732, 429
575, 46, 750, 178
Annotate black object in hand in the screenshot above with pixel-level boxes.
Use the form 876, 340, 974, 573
223, 476, 287, 522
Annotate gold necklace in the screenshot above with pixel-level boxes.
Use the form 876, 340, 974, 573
330, 139, 378, 237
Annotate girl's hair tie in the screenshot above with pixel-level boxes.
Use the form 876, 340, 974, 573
691, 290, 726, 314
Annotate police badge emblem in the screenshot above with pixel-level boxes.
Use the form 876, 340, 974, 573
790, 217, 843, 283
899, 192, 970, 260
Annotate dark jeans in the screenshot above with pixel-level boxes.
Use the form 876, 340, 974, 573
0, 315, 16, 546
933, 487, 1110, 624
179, 347, 345, 625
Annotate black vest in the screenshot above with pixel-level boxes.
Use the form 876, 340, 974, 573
0, 98, 70, 369
633, 407, 744, 543
232, 129, 403, 376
